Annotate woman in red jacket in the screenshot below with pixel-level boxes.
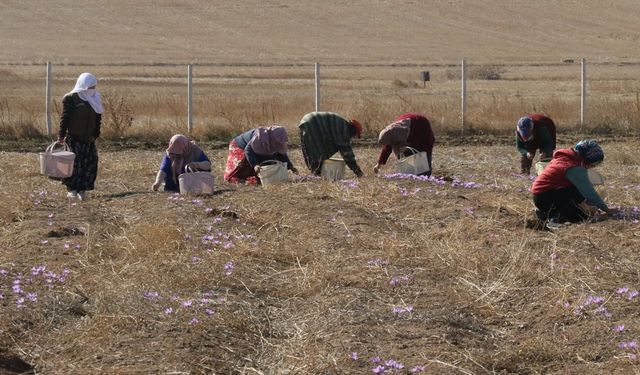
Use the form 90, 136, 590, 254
373, 113, 435, 176
531, 139, 618, 224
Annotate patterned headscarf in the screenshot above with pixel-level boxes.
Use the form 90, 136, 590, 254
166, 134, 204, 183
378, 118, 411, 157
248, 126, 288, 155
516, 116, 533, 141
67, 72, 103, 114
574, 139, 604, 164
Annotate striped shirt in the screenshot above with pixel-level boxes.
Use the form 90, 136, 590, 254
298, 112, 362, 175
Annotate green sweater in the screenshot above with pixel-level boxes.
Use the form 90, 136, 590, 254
298, 112, 362, 175
516, 126, 554, 156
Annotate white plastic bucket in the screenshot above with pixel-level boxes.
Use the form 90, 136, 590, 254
39, 141, 75, 178
321, 154, 346, 181
535, 161, 548, 175
257, 160, 288, 186
395, 147, 430, 175
178, 167, 215, 195
588, 169, 605, 185
536, 161, 605, 185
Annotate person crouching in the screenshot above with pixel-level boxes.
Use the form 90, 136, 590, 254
531, 139, 618, 224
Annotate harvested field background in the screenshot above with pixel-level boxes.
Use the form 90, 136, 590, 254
2, 140, 640, 374
3, 1, 640, 374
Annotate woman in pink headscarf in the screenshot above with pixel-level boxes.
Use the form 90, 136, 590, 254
223, 126, 298, 184
151, 134, 211, 192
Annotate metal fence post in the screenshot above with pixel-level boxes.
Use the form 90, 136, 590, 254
580, 58, 587, 128
187, 64, 193, 133
461, 59, 467, 134
315, 62, 320, 112
45, 62, 52, 136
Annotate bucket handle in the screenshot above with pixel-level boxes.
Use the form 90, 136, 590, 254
259, 160, 283, 167
398, 146, 420, 158
46, 141, 70, 154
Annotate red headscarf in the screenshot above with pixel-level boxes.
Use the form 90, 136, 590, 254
349, 119, 363, 138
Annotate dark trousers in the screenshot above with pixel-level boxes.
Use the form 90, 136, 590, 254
533, 186, 588, 223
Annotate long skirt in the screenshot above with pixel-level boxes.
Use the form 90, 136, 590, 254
63, 138, 98, 192
223, 139, 257, 184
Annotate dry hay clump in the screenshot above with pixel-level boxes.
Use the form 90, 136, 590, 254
1, 141, 640, 373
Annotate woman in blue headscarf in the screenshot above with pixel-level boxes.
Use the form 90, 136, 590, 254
516, 114, 556, 174
531, 139, 618, 224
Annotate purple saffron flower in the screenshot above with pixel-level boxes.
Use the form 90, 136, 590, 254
614, 325, 625, 332
144, 291, 161, 300
617, 287, 630, 294
410, 365, 427, 373
205, 308, 215, 316
182, 300, 193, 307
627, 290, 639, 300
370, 356, 381, 363
26, 292, 37, 302
189, 317, 200, 325
372, 365, 386, 374
224, 262, 234, 276
164, 307, 173, 314
350, 352, 358, 360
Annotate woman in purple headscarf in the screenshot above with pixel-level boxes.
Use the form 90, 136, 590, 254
223, 126, 298, 184
151, 134, 211, 192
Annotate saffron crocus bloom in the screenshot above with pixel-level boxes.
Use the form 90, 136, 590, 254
614, 325, 625, 332
350, 352, 358, 360
372, 365, 386, 374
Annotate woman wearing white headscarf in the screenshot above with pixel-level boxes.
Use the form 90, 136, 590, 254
57, 72, 103, 201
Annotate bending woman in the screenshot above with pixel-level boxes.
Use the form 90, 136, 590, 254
373, 112, 434, 176
151, 135, 211, 192
223, 126, 297, 184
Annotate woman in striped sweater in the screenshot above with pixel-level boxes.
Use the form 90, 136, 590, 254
298, 112, 364, 177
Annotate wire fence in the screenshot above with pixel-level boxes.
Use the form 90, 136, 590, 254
1, 60, 639, 140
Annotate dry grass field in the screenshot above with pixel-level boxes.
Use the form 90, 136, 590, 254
2, 141, 640, 374
3, 1, 640, 374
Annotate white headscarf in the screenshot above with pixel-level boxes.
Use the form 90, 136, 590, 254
67, 72, 104, 114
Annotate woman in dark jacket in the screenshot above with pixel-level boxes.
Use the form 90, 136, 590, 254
373, 113, 435, 176
57, 73, 102, 201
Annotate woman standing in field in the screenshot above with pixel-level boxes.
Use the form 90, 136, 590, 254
531, 139, 618, 224
57, 73, 103, 201
298, 112, 364, 177
223, 126, 297, 184
373, 112, 435, 176
151, 134, 211, 192
516, 114, 556, 174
